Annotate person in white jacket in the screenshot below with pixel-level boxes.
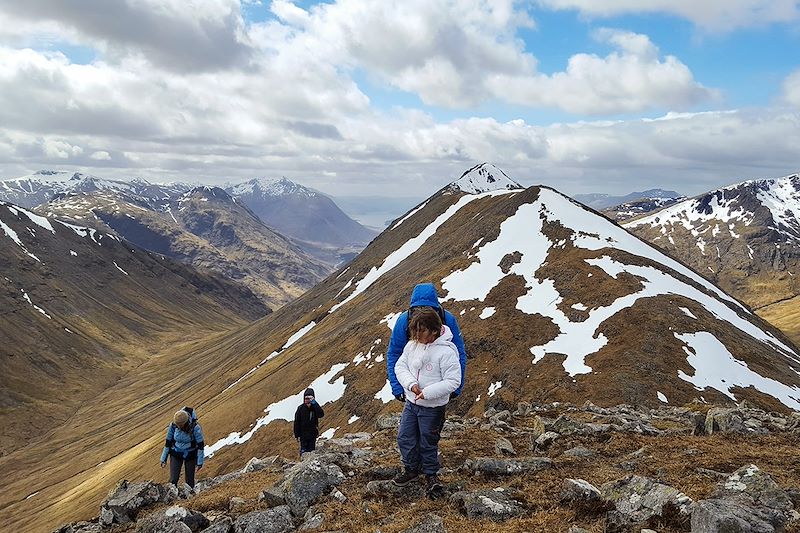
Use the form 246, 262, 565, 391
392, 307, 461, 494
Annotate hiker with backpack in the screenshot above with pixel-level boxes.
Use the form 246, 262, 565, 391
294, 387, 325, 456
159, 407, 205, 489
387, 283, 467, 403
392, 307, 461, 494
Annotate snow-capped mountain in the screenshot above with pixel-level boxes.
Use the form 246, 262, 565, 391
449, 162, 522, 194
9, 165, 798, 532
0, 170, 193, 208
604, 195, 687, 222
224, 177, 378, 261
0, 201, 267, 455
38, 185, 332, 307
624, 173, 800, 344
575, 188, 683, 210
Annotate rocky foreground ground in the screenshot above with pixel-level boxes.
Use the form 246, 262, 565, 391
56, 402, 800, 533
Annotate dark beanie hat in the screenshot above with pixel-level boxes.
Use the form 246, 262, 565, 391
304, 388, 315, 397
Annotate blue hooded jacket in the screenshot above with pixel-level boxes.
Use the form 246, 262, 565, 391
159, 408, 205, 466
387, 283, 467, 397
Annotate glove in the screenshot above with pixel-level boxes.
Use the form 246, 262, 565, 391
310, 398, 318, 406
395, 393, 406, 403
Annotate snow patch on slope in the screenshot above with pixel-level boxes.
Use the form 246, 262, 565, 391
676, 332, 800, 410
207, 363, 348, 457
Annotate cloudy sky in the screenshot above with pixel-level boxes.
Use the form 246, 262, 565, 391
1, 0, 799, 209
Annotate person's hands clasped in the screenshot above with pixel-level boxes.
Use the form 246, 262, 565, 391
160, 462, 166, 469
410, 384, 425, 400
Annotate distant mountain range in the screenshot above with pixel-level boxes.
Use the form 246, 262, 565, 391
225, 177, 378, 264
575, 188, 683, 210
37, 185, 331, 308
625, 172, 800, 345
0, 171, 383, 305
6, 163, 797, 532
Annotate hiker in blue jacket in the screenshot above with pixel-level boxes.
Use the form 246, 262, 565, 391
160, 407, 204, 489
387, 283, 467, 402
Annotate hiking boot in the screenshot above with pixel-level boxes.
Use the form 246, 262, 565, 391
392, 469, 419, 487
425, 474, 443, 492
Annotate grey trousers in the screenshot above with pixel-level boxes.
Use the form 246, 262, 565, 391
397, 401, 446, 475
169, 454, 197, 488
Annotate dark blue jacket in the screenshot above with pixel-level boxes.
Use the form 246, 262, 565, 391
387, 283, 467, 397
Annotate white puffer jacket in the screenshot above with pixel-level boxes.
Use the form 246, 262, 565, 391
394, 325, 461, 408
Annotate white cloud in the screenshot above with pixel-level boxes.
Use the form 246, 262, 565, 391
536, 0, 800, 31
0, 0, 252, 72
42, 139, 82, 159
487, 29, 715, 114
90, 151, 111, 161
784, 69, 800, 107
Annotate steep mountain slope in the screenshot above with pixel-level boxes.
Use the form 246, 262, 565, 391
225, 177, 378, 264
0, 170, 192, 208
575, 188, 682, 210
0, 201, 268, 456
38, 186, 332, 307
3, 165, 798, 532
624, 173, 800, 344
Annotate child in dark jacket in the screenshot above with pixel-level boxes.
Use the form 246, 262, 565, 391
294, 387, 324, 456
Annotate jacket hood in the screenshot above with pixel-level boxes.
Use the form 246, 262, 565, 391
433, 325, 454, 345
409, 283, 441, 309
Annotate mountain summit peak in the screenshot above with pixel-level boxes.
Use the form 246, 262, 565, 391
227, 177, 319, 199
451, 163, 522, 194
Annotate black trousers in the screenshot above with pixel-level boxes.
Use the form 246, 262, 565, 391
299, 435, 317, 456
169, 454, 197, 488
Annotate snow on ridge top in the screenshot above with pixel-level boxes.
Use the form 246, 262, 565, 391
227, 177, 319, 198
625, 172, 800, 237
451, 163, 522, 194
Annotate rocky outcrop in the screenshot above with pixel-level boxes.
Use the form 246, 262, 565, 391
279, 456, 346, 516
462, 456, 552, 475
134, 505, 209, 533
234, 506, 294, 533
450, 488, 525, 521
692, 465, 796, 533
600, 475, 692, 530
99, 480, 177, 526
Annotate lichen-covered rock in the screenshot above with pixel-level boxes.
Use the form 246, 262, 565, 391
299, 509, 325, 530
563, 446, 595, 459
258, 486, 287, 508
202, 517, 234, 533
242, 455, 284, 474
552, 415, 589, 435
399, 513, 447, 533
135, 506, 209, 533
280, 458, 346, 516
705, 407, 747, 435
534, 431, 560, 448
364, 479, 427, 498
99, 480, 176, 526
51, 521, 102, 533
450, 488, 525, 521
713, 465, 794, 516
691, 498, 782, 533
600, 475, 692, 529
463, 456, 552, 475
234, 506, 294, 533
495, 437, 515, 456
375, 413, 402, 430
561, 479, 601, 503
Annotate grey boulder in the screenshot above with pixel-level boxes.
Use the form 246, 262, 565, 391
450, 488, 525, 521
234, 506, 294, 533
99, 480, 176, 526
463, 456, 552, 475
280, 457, 346, 516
